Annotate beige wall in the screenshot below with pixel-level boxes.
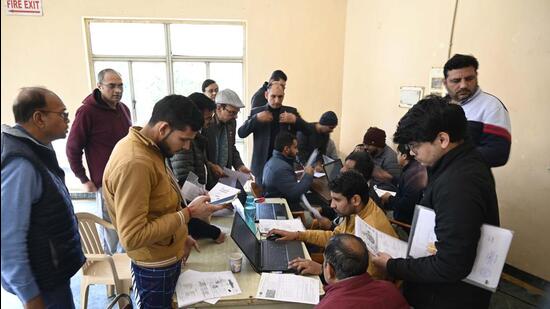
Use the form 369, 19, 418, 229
341, 0, 550, 279
0, 0, 346, 144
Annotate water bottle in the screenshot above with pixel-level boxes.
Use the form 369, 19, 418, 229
244, 194, 256, 233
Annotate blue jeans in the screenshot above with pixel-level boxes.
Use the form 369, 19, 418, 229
131, 261, 181, 308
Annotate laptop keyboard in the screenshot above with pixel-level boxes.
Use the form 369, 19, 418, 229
257, 203, 288, 220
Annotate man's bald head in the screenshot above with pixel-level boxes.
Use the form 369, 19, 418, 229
13, 87, 58, 123
324, 234, 369, 280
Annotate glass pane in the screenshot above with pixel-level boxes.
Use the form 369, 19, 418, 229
90, 22, 165, 56
235, 141, 247, 167
132, 62, 168, 126
172, 62, 207, 96
170, 24, 244, 57
51, 139, 83, 192
93, 61, 132, 113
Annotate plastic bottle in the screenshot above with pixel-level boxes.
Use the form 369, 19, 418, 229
244, 194, 256, 233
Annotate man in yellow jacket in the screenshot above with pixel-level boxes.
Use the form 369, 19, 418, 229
103, 95, 224, 307
268, 170, 397, 280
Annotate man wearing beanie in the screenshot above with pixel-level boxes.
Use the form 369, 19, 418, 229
297, 110, 339, 166
205, 89, 250, 187
362, 127, 401, 191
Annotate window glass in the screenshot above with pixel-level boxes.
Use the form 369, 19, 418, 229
210, 62, 245, 127
90, 22, 165, 56
131, 62, 168, 126
173, 62, 207, 96
93, 61, 132, 113
170, 24, 244, 57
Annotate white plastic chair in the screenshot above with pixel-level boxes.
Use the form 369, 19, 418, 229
76, 212, 132, 309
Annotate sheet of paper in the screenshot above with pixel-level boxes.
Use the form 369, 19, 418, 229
301, 194, 323, 220
203, 298, 220, 304
355, 216, 407, 258
256, 273, 319, 305
306, 148, 320, 167
258, 218, 306, 234
464, 224, 514, 291
322, 154, 335, 164
373, 185, 396, 198
408, 205, 438, 258
180, 172, 207, 202
176, 270, 241, 307
218, 167, 250, 188
233, 199, 246, 220
313, 172, 326, 178
208, 182, 241, 205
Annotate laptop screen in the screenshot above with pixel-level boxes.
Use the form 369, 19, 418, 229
323, 159, 343, 183
230, 214, 260, 270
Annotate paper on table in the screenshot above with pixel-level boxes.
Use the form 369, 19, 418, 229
373, 185, 396, 198
256, 273, 319, 305
208, 182, 241, 205
219, 167, 251, 188
203, 298, 220, 304
306, 149, 320, 167
176, 270, 241, 307
355, 216, 407, 258
258, 218, 306, 234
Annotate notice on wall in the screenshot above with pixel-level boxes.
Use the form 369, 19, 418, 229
6, 0, 43, 16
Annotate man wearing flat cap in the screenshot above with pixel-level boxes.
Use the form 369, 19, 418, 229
297, 111, 339, 167
205, 89, 250, 185
362, 127, 401, 191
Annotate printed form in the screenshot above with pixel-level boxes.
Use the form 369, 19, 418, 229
256, 273, 319, 305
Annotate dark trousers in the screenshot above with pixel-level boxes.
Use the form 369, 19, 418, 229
131, 261, 181, 308
41, 280, 75, 309
188, 218, 221, 240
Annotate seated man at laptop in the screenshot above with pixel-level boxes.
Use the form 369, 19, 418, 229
316, 234, 409, 309
267, 170, 397, 279
262, 131, 314, 211
341, 150, 382, 207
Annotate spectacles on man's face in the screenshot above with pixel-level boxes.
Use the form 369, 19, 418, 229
223, 106, 239, 116
407, 142, 422, 152
37, 110, 69, 121
101, 83, 124, 90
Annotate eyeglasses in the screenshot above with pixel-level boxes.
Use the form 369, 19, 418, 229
37, 110, 69, 120
407, 142, 421, 152
101, 83, 124, 90
223, 106, 239, 116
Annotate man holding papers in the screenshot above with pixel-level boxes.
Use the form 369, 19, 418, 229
268, 170, 397, 279
371, 96, 500, 309
316, 234, 409, 309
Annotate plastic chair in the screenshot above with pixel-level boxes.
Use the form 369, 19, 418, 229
76, 212, 132, 309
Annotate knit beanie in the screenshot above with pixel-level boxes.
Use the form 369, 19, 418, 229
363, 127, 386, 148
215, 89, 244, 108
319, 111, 338, 126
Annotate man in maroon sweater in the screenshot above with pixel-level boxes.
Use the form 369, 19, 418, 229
66, 68, 132, 254
316, 234, 409, 309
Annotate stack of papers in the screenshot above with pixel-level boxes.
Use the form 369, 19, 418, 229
175, 270, 241, 307
355, 216, 408, 258
256, 273, 319, 305
209, 183, 241, 205
258, 218, 306, 234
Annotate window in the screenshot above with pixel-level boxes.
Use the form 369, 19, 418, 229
61, 19, 246, 192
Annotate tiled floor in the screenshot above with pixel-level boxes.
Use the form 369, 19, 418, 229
2, 198, 549, 308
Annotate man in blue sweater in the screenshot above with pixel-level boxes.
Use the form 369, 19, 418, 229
262, 131, 314, 211
1, 87, 85, 308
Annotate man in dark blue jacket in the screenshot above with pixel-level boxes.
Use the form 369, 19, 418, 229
238, 83, 313, 185
2, 87, 85, 308
371, 95, 499, 309
262, 131, 314, 211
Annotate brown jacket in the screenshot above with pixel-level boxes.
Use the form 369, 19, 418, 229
103, 127, 190, 268
297, 198, 397, 279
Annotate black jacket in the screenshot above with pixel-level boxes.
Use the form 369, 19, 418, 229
238, 104, 313, 184
169, 132, 209, 186
387, 142, 499, 309
250, 82, 268, 109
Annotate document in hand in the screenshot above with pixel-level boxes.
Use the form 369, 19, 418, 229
208, 182, 241, 205
355, 216, 408, 258
175, 270, 241, 307
408, 205, 514, 292
258, 218, 306, 234
180, 171, 207, 202
306, 148, 320, 167
256, 273, 319, 305
219, 167, 250, 188
373, 185, 396, 198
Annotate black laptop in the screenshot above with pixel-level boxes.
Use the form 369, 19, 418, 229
255, 202, 289, 220
322, 159, 343, 183
230, 213, 304, 273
